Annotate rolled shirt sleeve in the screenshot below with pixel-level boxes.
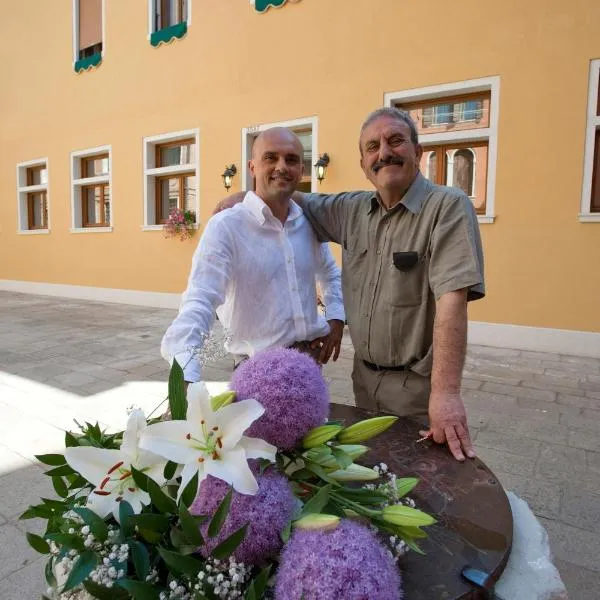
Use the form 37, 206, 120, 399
160, 219, 233, 382
429, 192, 485, 302
315, 242, 345, 322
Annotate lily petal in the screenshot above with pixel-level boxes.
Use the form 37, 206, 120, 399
86, 491, 115, 520
139, 421, 200, 465
187, 382, 215, 427
216, 399, 265, 450
205, 448, 258, 495
178, 460, 205, 503
239, 436, 277, 462
64, 447, 127, 487
121, 409, 147, 456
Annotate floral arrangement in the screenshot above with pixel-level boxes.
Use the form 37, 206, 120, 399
23, 348, 435, 600
164, 208, 197, 242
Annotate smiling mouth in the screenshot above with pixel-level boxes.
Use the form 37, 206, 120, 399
373, 161, 404, 173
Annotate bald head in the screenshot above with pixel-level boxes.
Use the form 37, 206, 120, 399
251, 127, 303, 160
249, 127, 305, 204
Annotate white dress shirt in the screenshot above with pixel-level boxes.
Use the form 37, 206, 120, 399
161, 191, 345, 382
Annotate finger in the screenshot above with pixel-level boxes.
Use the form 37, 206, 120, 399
310, 337, 323, 349
445, 426, 465, 461
455, 422, 476, 458
319, 340, 334, 364
431, 426, 446, 445
333, 340, 342, 362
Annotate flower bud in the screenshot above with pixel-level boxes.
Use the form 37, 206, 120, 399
302, 425, 343, 449
337, 416, 398, 444
336, 444, 369, 461
294, 514, 340, 531
328, 464, 379, 482
210, 391, 236, 411
382, 504, 436, 527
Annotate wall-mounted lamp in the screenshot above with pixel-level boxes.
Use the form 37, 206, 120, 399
221, 164, 237, 190
314, 153, 330, 183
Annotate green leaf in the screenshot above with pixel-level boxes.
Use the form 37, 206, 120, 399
84, 581, 129, 600
393, 524, 428, 539
130, 540, 150, 581
46, 533, 85, 552
245, 565, 272, 600
36, 454, 66, 466
170, 526, 187, 548
62, 550, 98, 592
208, 488, 232, 538
147, 478, 177, 514
52, 476, 68, 499
130, 466, 150, 493
65, 432, 80, 447
179, 504, 204, 546
305, 461, 338, 485
44, 557, 57, 588
130, 513, 171, 533
180, 471, 199, 508
210, 523, 248, 560
396, 477, 419, 498
44, 464, 76, 477
137, 527, 163, 544
168, 359, 187, 420
163, 461, 177, 480
158, 547, 203, 576
280, 520, 292, 544
20, 504, 54, 520
26, 532, 50, 554
118, 580, 161, 600
73, 507, 109, 542
335, 488, 389, 505
67, 474, 89, 490
119, 500, 135, 538
331, 447, 353, 469
300, 484, 331, 517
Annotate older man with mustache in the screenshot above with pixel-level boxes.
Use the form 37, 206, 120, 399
215, 108, 485, 463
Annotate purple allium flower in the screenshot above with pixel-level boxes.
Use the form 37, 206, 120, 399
230, 347, 329, 450
275, 519, 403, 600
190, 464, 295, 566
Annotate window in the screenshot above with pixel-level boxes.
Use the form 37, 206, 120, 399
242, 117, 318, 193
421, 144, 487, 214
144, 130, 199, 228
16, 160, 49, 234
73, 0, 104, 71
155, 0, 188, 31
70, 146, 112, 232
580, 59, 600, 221
386, 77, 500, 223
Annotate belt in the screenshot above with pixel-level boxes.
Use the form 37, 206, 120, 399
363, 360, 412, 372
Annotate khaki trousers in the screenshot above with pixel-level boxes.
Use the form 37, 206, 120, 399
352, 354, 430, 419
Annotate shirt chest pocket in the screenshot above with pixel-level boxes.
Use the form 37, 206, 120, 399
342, 245, 368, 291
389, 251, 429, 307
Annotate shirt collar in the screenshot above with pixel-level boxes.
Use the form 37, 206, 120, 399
244, 191, 302, 225
368, 172, 431, 215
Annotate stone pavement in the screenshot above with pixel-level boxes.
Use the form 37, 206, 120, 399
0, 291, 599, 599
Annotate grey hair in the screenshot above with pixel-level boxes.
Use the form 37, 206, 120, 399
359, 107, 419, 150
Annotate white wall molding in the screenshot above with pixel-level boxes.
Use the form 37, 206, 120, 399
580, 58, 600, 220
468, 321, 600, 358
0, 280, 181, 309
1, 280, 599, 357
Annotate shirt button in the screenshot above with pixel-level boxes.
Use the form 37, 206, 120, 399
377, 250, 382, 255
363, 313, 368, 318
287, 258, 292, 264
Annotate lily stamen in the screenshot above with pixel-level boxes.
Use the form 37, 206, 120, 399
107, 461, 124, 474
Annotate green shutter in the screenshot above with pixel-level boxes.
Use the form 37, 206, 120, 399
150, 21, 188, 47
255, 0, 289, 12
74, 52, 102, 73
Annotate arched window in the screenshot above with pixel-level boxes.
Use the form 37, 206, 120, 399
426, 151, 437, 182
452, 148, 475, 197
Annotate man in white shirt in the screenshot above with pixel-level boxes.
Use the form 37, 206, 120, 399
161, 127, 345, 383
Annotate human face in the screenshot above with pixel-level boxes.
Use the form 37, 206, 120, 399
359, 116, 422, 198
249, 129, 304, 201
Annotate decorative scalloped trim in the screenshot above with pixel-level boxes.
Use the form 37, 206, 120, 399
150, 21, 188, 47
74, 53, 102, 73
255, 0, 301, 13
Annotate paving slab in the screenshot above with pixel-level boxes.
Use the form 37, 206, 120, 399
1, 291, 599, 598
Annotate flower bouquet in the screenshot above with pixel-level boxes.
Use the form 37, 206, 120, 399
23, 348, 435, 600
164, 209, 197, 242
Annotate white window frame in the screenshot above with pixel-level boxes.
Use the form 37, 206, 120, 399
580, 59, 600, 222
16, 158, 50, 234
384, 76, 500, 224
72, 0, 106, 67
143, 128, 200, 230
70, 145, 113, 233
148, 0, 192, 37
241, 116, 319, 192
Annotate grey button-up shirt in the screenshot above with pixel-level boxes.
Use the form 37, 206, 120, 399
300, 173, 485, 377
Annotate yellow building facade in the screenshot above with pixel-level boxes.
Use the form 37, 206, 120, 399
1, 0, 600, 356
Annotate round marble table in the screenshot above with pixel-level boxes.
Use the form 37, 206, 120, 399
330, 404, 513, 600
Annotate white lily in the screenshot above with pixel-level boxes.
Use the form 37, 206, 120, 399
64, 410, 167, 522
139, 381, 276, 500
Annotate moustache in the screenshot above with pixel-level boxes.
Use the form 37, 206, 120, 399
372, 157, 405, 173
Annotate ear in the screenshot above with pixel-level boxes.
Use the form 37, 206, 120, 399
248, 158, 255, 178
414, 143, 423, 163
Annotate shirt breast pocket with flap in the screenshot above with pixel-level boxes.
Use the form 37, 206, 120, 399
390, 250, 428, 307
